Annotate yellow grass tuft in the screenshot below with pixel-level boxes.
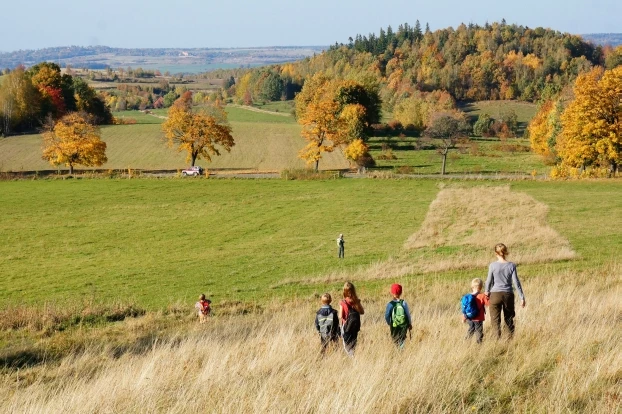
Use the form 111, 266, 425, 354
2, 264, 620, 413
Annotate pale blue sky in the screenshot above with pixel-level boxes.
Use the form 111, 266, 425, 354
1, 0, 620, 51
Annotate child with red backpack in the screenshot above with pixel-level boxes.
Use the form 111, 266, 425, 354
384, 284, 413, 348
461, 278, 489, 343
195, 294, 211, 323
338, 281, 365, 357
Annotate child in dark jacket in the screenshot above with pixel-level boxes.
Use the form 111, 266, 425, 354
315, 293, 340, 353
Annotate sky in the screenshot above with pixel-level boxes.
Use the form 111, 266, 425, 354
1, 0, 620, 51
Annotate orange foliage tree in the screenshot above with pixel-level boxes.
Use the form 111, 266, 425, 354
162, 93, 235, 166
295, 73, 372, 171
41, 112, 107, 174
557, 66, 622, 174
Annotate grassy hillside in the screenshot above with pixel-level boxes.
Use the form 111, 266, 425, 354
0, 106, 346, 172
0, 179, 619, 310
0, 179, 620, 413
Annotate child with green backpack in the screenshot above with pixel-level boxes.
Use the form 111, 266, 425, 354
384, 284, 412, 348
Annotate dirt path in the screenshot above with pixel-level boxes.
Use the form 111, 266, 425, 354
228, 104, 292, 117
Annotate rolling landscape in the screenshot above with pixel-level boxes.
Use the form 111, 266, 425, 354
0, 12, 621, 414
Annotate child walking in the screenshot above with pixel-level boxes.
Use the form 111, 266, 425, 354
384, 283, 413, 348
195, 294, 211, 323
461, 278, 489, 343
338, 281, 365, 356
314, 293, 340, 353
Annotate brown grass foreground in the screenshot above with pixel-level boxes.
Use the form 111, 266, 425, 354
1, 264, 620, 413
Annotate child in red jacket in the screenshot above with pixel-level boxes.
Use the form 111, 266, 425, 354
462, 278, 489, 343
195, 294, 211, 324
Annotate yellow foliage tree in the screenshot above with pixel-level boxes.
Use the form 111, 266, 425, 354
557, 66, 622, 174
162, 95, 234, 166
42, 112, 107, 174
298, 98, 347, 171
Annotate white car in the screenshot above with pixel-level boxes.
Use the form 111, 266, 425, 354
181, 166, 204, 176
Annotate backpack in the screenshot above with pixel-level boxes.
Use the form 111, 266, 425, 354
391, 300, 408, 328
342, 300, 361, 334
461, 294, 479, 319
318, 310, 336, 340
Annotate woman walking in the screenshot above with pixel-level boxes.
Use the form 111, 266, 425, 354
338, 281, 365, 356
485, 243, 526, 339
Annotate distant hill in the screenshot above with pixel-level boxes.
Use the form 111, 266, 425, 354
582, 33, 622, 47
0, 45, 326, 73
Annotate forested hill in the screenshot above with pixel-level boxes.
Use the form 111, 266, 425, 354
323, 22, 602, 104
230, 22, 621, 110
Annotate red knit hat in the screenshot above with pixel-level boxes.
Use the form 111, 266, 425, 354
390, 284, 402, 296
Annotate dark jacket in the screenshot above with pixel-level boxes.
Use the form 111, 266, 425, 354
315, 305, 340, 339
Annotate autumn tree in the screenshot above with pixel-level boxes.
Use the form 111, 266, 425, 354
299, 98, 348, 171
557, 66, 622, 173
42, 112, 107, 174
424, 111, 471, 175
528, 100, 563, 164
162, 93, 234, 166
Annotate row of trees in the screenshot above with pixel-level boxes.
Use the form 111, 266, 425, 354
529, 66, 621, 176
0, 63, 112, 135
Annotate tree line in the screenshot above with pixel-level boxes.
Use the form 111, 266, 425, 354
0, 62, 112, 136
216, 21, 622, 113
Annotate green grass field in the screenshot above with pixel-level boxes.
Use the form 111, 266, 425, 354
0, 106, 344, 172
459, 100, 538, 125
369, 136, 546, 175
0, 179, 620, 310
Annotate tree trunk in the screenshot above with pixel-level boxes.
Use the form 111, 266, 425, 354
69, 163, 74, 175
191, 152, 197, 166
314, 158, 319, 172
441, 153, 447, 175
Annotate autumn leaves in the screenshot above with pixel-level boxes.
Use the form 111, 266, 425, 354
529, 66, 622, 177
161, 92, 234, 167
295, 74, 379, 171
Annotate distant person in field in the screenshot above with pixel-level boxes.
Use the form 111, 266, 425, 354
461, 278, 490, 344
315, 293, 340, 354
384, 283, 413, 348
195, 294, 211, 323
485, 244, 526, 339
337, 234, 345, 258
338, 281, 365, 356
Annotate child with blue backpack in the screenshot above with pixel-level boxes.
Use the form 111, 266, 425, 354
384, 284, 412, 348
461, 278, 490, 343
315, 293, 340, 353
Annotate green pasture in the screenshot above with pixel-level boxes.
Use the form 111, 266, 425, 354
369, 137, 547, 175
0, 179, 620, 310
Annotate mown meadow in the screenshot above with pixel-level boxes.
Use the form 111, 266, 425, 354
0, 106, 351, 173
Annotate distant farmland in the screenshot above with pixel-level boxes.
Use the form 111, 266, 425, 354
0, 107, 349, 172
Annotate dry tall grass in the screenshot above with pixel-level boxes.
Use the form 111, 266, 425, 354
2, 264, 619, 413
